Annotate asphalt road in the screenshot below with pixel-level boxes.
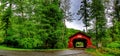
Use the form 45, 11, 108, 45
0, 49, 92, 56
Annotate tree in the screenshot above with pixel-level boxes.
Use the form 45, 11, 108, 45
114, 0, 120, 21
0, 0, 66, 49
60, 0, 72, 48
0, 0, 12, 39
110, 0, 120, 41
90, 0, 106, 47
77, 0, 90, 31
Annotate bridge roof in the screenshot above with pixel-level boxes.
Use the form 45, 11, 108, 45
69, 32, 91, 39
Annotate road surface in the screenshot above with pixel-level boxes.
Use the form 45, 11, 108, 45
0, 48, 92, 56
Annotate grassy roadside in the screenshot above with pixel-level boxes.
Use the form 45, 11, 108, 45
85, 48, 115, 56
0, 45, 68, 51
0, 45, 27, 51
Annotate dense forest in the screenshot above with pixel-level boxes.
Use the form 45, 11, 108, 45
78, 0, 120, 56
0, 0, 79, 49
0, 0, 120, 56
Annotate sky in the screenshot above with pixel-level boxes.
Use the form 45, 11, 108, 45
65, 0, 114, 31
65, 0, 86, 31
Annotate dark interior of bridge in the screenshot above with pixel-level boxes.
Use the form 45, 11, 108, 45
73, 38, 87, 48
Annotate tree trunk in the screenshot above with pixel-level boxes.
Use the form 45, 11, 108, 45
97, 41, 102, 48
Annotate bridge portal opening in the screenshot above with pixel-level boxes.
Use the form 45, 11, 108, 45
73, 38, 87, 48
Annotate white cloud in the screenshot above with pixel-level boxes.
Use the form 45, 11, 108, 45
65, 0, 85, 31
65, 20, 85, 31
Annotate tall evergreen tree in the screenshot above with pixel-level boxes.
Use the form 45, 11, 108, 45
110, 0, 120, 41
114, 0, 120, 21
90, 0, 106, 47
77, 0, 90, 31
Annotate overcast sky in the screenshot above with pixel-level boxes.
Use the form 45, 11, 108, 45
65, 0, 86, 31
65, 0, 114, 31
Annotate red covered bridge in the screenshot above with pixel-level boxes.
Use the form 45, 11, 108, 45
68, 32, 93, 48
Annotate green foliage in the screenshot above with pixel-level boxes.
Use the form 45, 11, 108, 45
0, 0, 68, 49
0, 37, 4, 44
55, 41, 65, 48
0, 0, 119, 51
86, 48, 115, 56
0, 30, 4, 44
107, 41, 120, 48
19, 38, 43, 49
103, 48, 120, 56
114, 0, 120, 21
89, 0, 106, 47
65, 28, 80, 38
112, 20, 120, 41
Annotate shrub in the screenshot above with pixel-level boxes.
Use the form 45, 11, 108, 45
107, 41, 120, 48
0, 37, 4, 44
3, 36, 19, 47
19, 38, 43, 49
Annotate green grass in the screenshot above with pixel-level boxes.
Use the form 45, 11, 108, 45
0, 45, 68, 51
85, 48, 115, 56
0, 45, 29, 51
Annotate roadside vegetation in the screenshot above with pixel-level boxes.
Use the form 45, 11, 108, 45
0, 0, 120, 56
0, 45, 68, 51
81, 0, 120, 56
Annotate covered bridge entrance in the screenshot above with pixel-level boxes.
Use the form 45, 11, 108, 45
68, 32, 93, 48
